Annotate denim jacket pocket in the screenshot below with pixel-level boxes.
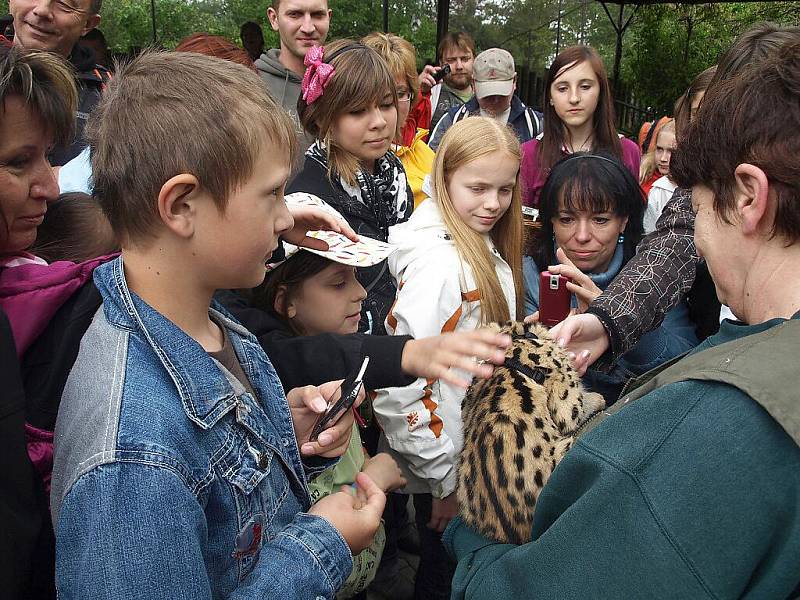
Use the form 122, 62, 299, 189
223, 432, 290, 525
221, 432, 292, 579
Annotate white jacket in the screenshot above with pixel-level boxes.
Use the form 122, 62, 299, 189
374, 198, 516, 498
644, 175, 677, 234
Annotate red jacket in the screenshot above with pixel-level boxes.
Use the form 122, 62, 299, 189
402, 90, 432, 147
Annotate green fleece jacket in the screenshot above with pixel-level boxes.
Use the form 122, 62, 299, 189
444, 316, 800, 599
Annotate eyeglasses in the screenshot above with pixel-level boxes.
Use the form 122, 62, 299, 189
396, 89, 412, 103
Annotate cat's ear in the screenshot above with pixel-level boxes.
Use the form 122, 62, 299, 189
487, 321, 510, 335
580, 392, 606, 423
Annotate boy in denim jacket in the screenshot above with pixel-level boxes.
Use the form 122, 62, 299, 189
50, 51, 385, 599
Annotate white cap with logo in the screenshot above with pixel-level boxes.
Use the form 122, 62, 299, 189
472, 48, 516, 99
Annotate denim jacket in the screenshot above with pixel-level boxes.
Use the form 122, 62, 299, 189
50, 257, 352, 599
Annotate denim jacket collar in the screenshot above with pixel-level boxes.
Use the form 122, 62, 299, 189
94, 256, 252, 429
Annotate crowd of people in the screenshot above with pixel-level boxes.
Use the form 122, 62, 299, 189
1, 0, 799, 599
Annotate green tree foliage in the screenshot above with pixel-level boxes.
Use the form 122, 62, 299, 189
1, 0, 795, 110
622, 1, 800, 114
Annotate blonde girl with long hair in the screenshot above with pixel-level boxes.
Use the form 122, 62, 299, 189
638, 118, 675, 199
374, 116, 524, 599
641, 119, 678, 232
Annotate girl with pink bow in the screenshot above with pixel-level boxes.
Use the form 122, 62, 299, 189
288, 39, 413, 338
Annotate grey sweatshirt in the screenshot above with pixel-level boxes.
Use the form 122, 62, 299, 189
255, 48, 315, 159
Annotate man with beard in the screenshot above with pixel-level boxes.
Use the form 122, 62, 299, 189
425, 31, 475, 132
428, 48, 542, 151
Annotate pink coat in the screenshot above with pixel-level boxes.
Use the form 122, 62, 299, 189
520, 136, 641, 208
0, 253, 114, 492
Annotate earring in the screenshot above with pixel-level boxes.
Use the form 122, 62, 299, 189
618, 233, 625, 244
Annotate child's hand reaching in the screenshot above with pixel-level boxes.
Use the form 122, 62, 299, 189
360, 452, 406, 494
284, 204, 359, 251
309, 472, 386, 554
401, 329, 512, 388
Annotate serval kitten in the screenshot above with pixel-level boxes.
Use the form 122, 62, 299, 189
457, 321, 605, 544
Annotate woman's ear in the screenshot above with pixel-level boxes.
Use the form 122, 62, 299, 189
157, 174, 202, 239
273, 285, 297, 318
734, 164, 770, 236
619, 215, 629, 233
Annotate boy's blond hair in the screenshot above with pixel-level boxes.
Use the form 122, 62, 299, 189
432, 117, 525, 323
86, 50, 297, 244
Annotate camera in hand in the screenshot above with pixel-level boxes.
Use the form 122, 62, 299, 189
432, 63, 452, 83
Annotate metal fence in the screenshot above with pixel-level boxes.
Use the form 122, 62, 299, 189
516, 66, 660, 138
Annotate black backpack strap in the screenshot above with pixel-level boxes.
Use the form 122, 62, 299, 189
529, 108, 542, 138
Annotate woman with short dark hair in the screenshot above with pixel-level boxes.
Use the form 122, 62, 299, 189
0, 43, 77, 600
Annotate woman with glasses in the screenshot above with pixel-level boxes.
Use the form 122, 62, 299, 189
363, 32, 435, 208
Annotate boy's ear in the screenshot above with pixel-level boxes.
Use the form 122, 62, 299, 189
157, 174, 202, 239
734, 163, 770, 236
273, 285, 297, 318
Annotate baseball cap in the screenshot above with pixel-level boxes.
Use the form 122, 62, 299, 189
472, 48, 516, 99
267, 192, 396, 271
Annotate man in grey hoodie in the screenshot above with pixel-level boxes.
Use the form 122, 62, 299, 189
256, 0, 332, 157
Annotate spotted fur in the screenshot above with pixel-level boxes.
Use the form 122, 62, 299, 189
457, 321, 605, 544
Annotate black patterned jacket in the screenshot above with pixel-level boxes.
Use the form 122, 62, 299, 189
588, 187, 701, 360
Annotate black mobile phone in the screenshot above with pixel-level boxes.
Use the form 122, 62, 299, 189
309, 357, 370, 442
432, 63, 451, 83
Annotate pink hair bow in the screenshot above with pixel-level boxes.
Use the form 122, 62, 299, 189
301, 45, 334, 104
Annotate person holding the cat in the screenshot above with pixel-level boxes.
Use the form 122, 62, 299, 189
374, 117, 525, 599
444, 42, 800, 598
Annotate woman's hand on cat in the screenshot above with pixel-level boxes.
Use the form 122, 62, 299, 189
547, 248, 603, 313
360, 453, 406, 496
402, 330, 512, 388
548, 313, 609, 375
429, 493, 459, 532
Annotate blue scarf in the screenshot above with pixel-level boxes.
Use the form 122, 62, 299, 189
582, 243, 624, 291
